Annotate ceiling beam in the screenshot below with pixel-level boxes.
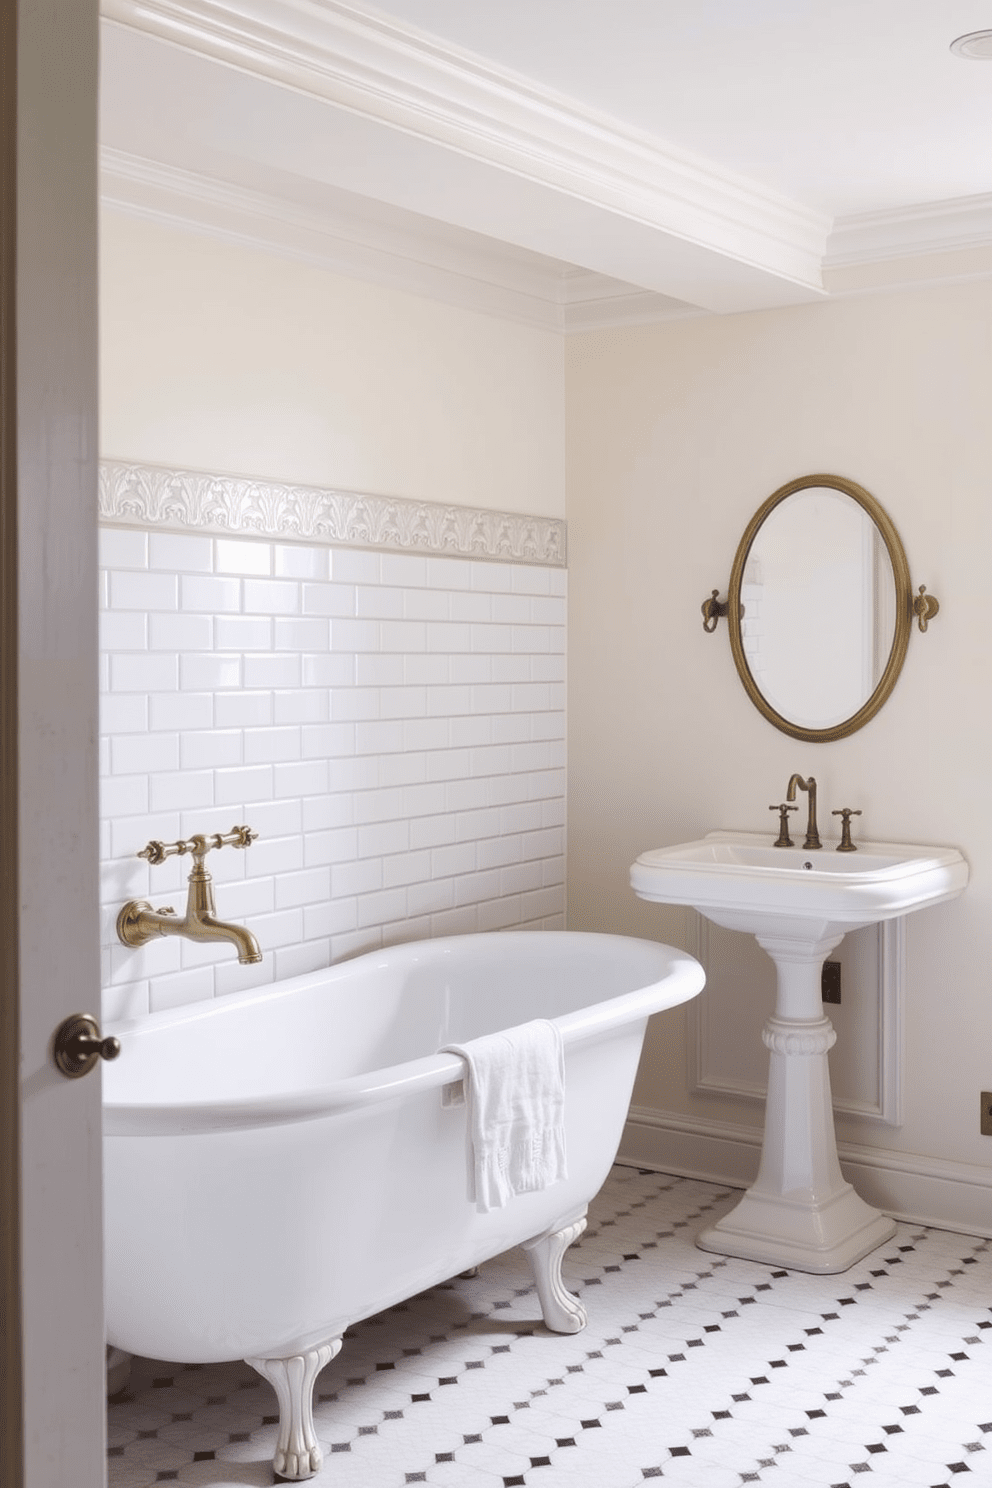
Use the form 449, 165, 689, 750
101, 0, 830, 313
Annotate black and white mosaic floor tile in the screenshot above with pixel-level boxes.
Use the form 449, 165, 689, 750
107, 1169, 992, 1488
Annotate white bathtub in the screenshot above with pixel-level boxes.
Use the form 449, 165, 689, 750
103, 931, 703, 1480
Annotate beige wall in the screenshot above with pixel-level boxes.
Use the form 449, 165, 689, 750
565, 281, 992, 1205
100, 211, 565, 516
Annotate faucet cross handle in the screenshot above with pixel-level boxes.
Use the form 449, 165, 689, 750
831, 808, 862, 853
769, 803, 798, 848
138, 825, 258, 866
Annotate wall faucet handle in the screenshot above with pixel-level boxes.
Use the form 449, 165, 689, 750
769, 803, 798, 848
137, 825, 259, 866
831, 808, 862, 853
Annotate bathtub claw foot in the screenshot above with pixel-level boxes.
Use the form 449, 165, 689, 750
247, 1338, 341, 1482
522, 1212, 588, 1334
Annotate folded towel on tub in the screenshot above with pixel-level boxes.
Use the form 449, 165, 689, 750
440, 1019, 567, 1213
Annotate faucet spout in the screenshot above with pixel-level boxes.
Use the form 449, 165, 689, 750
196, 916, 263, 964
182, 861, 263, 962
118, 903, 263, 964
785, 774, 821, 850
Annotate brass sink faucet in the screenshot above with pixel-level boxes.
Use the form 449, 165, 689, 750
786, 774, 821, 850
117, 826, 263, 964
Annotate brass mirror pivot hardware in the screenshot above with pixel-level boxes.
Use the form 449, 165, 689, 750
786, 773, 821, 849
138, 824, 258, 866
701, 590, 729, 633
832, 808, 862, 852
701, 590, 744, 633
769, 803, 798, 847
913, 584, 939, 633
53, 1013, 121, 1080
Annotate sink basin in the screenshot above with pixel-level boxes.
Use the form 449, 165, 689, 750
630, 828, 968, 1273
631, 829, 968, 941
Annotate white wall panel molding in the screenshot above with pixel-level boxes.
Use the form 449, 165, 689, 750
620, 1108, 992, 1241
99, 460, 567, 567
100, 0, 830, 306
687, 915, 904, 1128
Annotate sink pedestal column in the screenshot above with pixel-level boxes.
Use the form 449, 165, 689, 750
696, 928, 896, 1273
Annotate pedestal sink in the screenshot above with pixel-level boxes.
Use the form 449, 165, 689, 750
631, 830, 968, 1272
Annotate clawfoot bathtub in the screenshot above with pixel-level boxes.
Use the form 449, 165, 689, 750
103, 931, 703, 1481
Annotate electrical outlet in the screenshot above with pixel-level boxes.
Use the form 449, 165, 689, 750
821, 960, 841, 1005
981, 1093, 992, 1136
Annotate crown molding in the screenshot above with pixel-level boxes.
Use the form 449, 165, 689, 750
99, 460, 567, 566
102, 144, 992, 340
100, 148, 565, 330
101, 0, 830, 297
561, 283, 705, 334
826, 193, 992, 268
100, 1, 992, 314
100, 147, 697, 332
101, 145, 992, 336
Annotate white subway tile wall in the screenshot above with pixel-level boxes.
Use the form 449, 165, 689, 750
99, 528, 566, 1021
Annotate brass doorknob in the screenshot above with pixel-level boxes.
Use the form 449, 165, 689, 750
53, 1013, 121, 1080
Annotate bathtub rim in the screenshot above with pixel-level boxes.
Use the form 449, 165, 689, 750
103, 930, 704, 1137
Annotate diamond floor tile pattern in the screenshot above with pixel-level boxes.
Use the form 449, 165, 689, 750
107, 1168, 992, 1487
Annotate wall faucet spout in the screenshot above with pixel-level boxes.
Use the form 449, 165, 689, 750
785, 774, 821, 850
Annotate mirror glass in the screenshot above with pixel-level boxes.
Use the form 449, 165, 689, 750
728, 476, 911, 742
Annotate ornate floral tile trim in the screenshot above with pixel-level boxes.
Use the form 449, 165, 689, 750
99, 461, 567, 567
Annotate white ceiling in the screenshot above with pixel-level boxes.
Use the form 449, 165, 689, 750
99, 0, 992, 327
359, 0, 992, 217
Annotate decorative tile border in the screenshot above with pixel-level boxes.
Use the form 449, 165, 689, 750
99, 460, 567, 567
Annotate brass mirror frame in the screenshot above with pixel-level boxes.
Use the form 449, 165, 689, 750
727, 474, 913, 744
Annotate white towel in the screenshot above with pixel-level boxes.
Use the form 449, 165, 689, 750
441, 1019, 567, 1213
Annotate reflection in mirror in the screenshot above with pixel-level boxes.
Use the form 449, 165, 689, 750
739, 488, 897, 731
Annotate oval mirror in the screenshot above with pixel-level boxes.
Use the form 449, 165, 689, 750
727, 475, 913, 742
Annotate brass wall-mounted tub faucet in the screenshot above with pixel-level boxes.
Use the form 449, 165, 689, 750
785, 774, 821, 850
117, 825, 263, 964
